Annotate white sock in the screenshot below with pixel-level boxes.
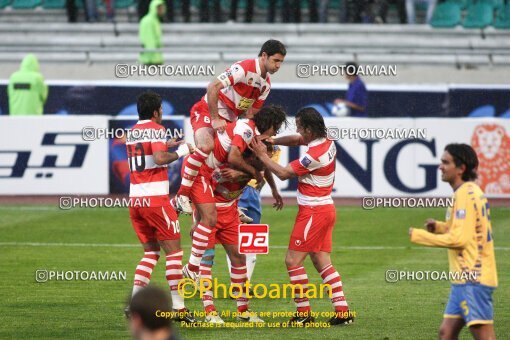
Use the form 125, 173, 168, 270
246, 254, 257, 281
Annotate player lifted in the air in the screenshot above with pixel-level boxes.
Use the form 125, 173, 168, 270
182, 105, 286, 280
194, 149, 272, 324
250, 107, 355, 326
125, 92, 196, 323
174, 39, 286, 215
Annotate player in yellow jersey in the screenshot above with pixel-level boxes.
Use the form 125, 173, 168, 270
409, 143, 497, 340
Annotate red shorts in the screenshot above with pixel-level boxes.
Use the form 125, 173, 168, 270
129, 205, 180, 243
190, 99, 229, 132
207, 202, 240, 248
288, 205, 336, 253
189, 171, 215, 205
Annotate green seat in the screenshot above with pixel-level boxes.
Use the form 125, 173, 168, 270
0, 0, 11, 7
430, 2, 461, 27
494, 5, 510, 28
463, 3, 494, 28
12, 0, 41, 8
43, 0, 64, 9
221, 0, 247, 9
446, 0, 467, 10
114, 0, 134, 8
469, 0, 504, 10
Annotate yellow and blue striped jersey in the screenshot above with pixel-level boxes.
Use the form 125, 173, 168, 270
247, 145, 281, 190
411, 182, 498, 287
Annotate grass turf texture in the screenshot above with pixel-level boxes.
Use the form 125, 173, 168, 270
0, 205, 508, 339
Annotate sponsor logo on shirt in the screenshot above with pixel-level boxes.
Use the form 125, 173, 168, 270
455, 209, 466, 219
300, 156, 312, 168
244, 129, 253, 140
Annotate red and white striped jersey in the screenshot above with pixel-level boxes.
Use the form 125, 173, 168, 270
126, 120, 169, 207
290, 138, 336, 206
212, 166, 250, 207
205, 58, 271, 122
204, 118, 259, 170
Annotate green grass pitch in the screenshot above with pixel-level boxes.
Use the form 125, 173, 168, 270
0, 204, 508, 339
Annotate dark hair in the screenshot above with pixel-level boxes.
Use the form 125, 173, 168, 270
137, 91, 162, 120
296, 107, 327, 138
253, 105, 287, 135
345, 61, 359, 76
258, 39, 286, 57
444, 143, 479, 181
128, 286, 172, 331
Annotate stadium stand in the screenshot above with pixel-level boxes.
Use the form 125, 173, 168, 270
0, 22, 509, 67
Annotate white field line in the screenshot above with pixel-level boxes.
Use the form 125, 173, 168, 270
0, 242, 509, 251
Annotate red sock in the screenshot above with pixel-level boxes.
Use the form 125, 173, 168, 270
320, 264, 349, 313
178, 148, 209, 196
230, 265, 248, 312
287, 266, 310, 314
166, 250, 185, 310
132, 250, 160, 296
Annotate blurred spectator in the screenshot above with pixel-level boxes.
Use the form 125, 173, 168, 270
230, 0, 254, 23
104, 0, 115, 21
85, 0, 99, 22
166, 0, 190, 23
282, 0, 318, 23
138, 0, 150, 20
128, 286, 179, 340
66, 0, 77, 22
346, 0, 373, 23
267, 0, 277, 22
8, 54, 48, 116
375, 0, 407, 23
319, 0, 348, 23
334, 62, 368, 117
200, 0, 221, 22
139, 0, 165, 65
406, 0, 436, 24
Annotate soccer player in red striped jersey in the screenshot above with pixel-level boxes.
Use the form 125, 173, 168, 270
250, 107, 355, 326
125, 92, 196, 323
193, 149, 270, 324
174, 39, 286, 215
182, 106, 286, 280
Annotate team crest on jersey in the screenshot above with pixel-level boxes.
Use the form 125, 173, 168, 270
295, 240, 302, 246
455, 209, 466, 219
244, 130, 253, 140
247, 77, 253, 86
300, 156, 312, 168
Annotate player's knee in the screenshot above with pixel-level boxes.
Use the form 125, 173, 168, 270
285, 256, 297, 268
438, 325, 451, 340
201, 215, 216, 227
195, 142, 213, 154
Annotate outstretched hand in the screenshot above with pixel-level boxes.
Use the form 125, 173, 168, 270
166, 138, 184, 149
